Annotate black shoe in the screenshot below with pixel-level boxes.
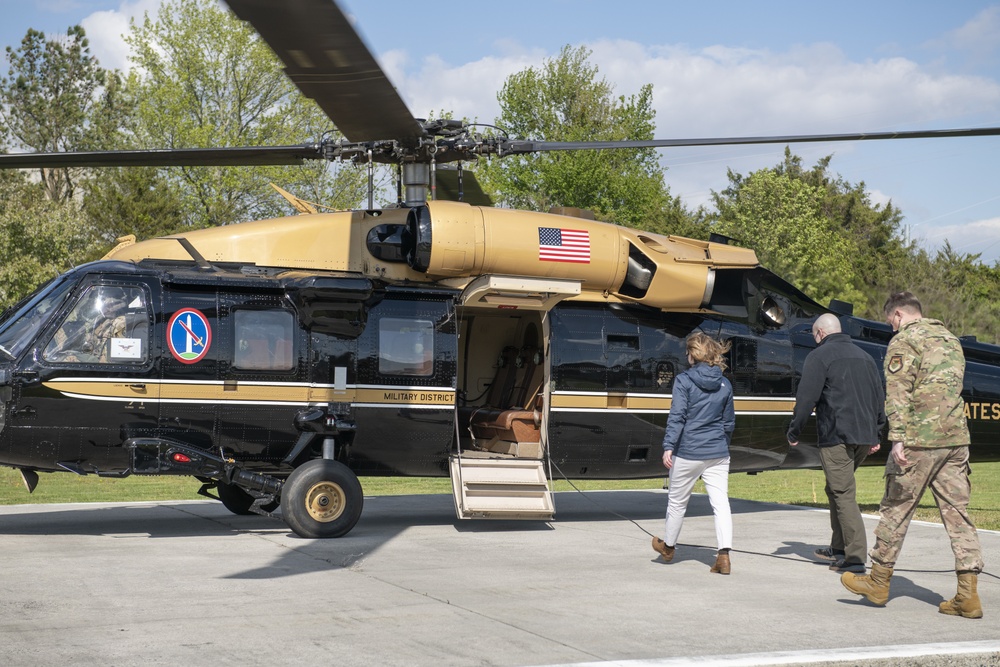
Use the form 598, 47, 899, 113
814, 547, 845, 562
829, 559, 865, 573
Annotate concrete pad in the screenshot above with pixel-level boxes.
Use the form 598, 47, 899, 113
0, 490, 997, 666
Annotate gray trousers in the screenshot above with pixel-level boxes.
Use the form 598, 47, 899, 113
819, 444, 869, 564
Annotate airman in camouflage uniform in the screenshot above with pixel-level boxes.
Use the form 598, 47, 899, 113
841, 291, 983, 618
45, 290, 127, 364
86, 313, 127, 362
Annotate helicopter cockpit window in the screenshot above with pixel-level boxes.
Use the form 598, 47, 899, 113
0, 276, 74, 360
234, 310, 295, 371
43, 285, 150, 364
378, 317, 434, 376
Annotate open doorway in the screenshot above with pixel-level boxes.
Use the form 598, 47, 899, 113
456, 309, 546, 459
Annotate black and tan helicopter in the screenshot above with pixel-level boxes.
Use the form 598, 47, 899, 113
1, 0, 999, 539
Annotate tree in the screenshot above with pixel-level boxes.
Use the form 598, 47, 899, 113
770, 150, 910, 316
477, 45, 697, 233
123, 0, 367, 228
0, 176, 102, 307
712, 165, 865, 308
710, 150, 1000, 342
76, 71, 190, 246
880, 244, 1000, 343
0, 26, 116, 201
81, 167, 187, 247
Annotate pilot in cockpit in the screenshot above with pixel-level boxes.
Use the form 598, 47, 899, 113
44, 286, 130, 363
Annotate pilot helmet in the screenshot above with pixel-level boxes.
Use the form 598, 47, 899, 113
95, 286, 128, 319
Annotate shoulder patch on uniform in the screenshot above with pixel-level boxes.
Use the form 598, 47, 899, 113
887, 354, 903, 374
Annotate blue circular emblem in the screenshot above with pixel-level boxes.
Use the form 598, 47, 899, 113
167, 308, 212, 364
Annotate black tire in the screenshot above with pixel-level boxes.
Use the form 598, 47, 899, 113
217, 481, 280, 515
281, 460, 363, 538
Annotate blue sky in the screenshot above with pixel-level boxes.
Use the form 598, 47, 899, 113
4, 1, 1000, 263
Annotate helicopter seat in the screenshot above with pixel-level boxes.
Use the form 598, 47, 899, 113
468, 345, 543, 450
474, 394, 543, 445
458, 346, 520, 433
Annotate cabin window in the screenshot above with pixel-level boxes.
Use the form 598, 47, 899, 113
379, 317, 434, 376
43, 285, 151, 365
233, 310, 295, 371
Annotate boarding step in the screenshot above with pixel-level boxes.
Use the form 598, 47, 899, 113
449, 455, 554, 520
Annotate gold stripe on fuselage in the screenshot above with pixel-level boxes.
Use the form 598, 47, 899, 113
44, 380, 791, 413
550, 391, 795, 415
43, 379, 454, 408
354, 386, 455, 406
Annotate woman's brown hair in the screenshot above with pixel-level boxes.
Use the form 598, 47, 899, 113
686, 332, 731, 371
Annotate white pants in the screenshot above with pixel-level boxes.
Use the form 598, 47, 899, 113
664, 455, 732, 551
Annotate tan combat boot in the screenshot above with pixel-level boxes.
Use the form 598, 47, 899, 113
710, 550, 731, 575
841, 562, 893, 606
939, 572, 983, 619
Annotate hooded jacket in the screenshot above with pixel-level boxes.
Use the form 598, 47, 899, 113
662, 362, 735, 460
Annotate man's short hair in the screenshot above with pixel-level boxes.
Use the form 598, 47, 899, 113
883, 291, 923, 317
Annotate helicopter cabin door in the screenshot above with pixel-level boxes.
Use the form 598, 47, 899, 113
450, 275, 581, 520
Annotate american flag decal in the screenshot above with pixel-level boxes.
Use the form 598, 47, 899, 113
538, 227, 591, 263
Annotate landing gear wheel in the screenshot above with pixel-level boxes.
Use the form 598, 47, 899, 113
282, 459, 363, 538
217, 481, 279, 515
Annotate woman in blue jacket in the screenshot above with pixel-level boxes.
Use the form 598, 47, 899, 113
652, 332, 736, 574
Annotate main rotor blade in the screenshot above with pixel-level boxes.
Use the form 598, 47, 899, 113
224, 0, 424, 145
0, 146, 326, 169
502, 126, 1000, 153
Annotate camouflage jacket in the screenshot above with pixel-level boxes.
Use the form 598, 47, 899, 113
884, 318, 970, 448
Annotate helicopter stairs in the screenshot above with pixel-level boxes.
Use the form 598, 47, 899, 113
448, 455, 554, 520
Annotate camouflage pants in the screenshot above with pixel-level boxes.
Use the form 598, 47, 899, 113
871, 445, 983, 573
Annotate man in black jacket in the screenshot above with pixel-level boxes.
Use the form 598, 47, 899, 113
788, 313, 886, 573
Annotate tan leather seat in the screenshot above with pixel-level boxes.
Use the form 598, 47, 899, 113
458, 346, 519, 431
469, 345, 543, 444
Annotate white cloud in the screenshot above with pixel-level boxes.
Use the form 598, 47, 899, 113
915, 216, 1000, 264
387, 51, 546, 125
77, 7, 1000, 136
867, 188, 893, 210
378, 38, 1000, 219
381, 38, 1000, 145
583, 40, 1000, 137
80, 0, 161, 72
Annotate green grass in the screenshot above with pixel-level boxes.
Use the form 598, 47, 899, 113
2, 462, 998, 530
731, 464, 1000, 531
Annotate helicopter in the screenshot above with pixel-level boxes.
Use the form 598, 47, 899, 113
1, 0, 999, 540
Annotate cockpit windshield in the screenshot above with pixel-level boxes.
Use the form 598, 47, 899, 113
0, 276, 75, 360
